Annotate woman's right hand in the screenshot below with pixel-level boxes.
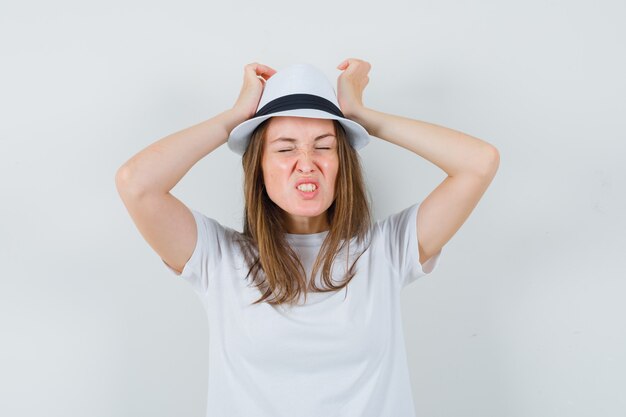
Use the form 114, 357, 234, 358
231, 62, 277, 121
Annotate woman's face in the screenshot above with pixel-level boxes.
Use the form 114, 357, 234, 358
261, 116, 339, 233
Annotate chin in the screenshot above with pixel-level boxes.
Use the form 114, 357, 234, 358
284, 202, 330, 217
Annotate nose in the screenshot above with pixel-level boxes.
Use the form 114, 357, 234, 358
295, 149, 316, 173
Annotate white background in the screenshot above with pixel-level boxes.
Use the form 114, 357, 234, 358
1, 0, 624, 416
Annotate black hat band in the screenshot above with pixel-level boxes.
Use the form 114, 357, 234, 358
254, 93, 345, 118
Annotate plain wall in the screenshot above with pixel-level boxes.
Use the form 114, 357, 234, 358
1, 0, 624, 416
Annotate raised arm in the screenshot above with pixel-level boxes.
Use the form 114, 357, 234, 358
336, 58, 499, 265
115, 63, 276, 274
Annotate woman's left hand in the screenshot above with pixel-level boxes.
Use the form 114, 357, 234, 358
336, 58, 371, 119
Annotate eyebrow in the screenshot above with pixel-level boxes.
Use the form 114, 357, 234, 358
270, 133, 336, 144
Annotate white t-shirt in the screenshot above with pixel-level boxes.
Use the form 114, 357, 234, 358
163, 202, 443, 417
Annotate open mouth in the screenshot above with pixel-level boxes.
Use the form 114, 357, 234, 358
296, 183, 318, 192
295, 182, 319, 199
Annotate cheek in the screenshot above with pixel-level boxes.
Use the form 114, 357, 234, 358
325, 159, 340, 187
262, 161, 289, 189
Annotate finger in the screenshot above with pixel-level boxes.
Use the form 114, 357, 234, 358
337, 58, 369, 73
255, 64, 277, 80
340, 58, 360, 68
339, 58, 370, 73
244, 63, 277, 80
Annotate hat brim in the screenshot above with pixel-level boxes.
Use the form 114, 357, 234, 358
226, 108, 371, 156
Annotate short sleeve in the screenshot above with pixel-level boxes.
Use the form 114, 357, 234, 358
377, 202, 443, 289
161, 208, 224, 295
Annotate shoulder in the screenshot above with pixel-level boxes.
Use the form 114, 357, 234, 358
372, 202, 420, 236
188, 209, 248, 253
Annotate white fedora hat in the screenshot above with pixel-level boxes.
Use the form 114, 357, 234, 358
227, 63, 371, 156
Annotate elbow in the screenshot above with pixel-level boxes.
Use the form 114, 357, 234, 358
115, 166, 144, 199
473, 145, 500, 178
483, 146, 500, 177
115, 165, 132, 189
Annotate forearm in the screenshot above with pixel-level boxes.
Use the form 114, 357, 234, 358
350, 106, 499, 177
116, 108, 246, 195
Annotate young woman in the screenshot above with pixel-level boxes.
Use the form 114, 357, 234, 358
115, 58, 499, 417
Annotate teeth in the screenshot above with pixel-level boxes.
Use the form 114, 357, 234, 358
297, 183, 317, 192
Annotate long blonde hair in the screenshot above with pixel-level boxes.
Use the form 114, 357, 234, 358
234, 117, 373, 306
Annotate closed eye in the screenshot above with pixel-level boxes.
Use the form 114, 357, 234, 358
278, 147, 331, 152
